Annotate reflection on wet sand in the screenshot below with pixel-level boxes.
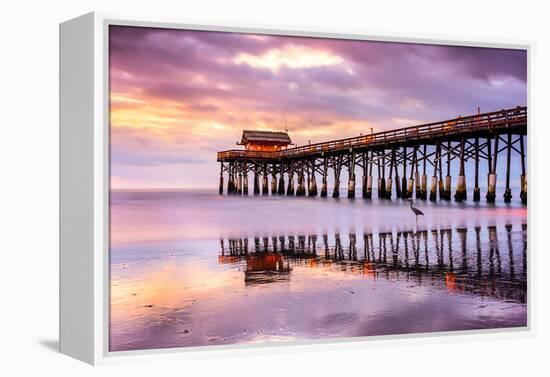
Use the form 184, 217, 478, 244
110, 208, 527, 352
220, 224, 527, 303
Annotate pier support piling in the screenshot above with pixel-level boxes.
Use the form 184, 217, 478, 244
487, 135, 498, 203
309, 176, 317, 196
227, 163, 234, 195
365, 151, 373, 199
421, 174, 427, 200
395, 149, 401, 198
361, 152, 367, 198
333, 179, 340, 198
385, 177, 392, 199
420, 145, 427, 200
414, 147, 421, 199
438, 176, 445, 201
333, 156, 342, 198
473, 137, 480, 201
436, 142, 444, 200
262, 175, 268, 195
348, 151, 355, 199
503, 132, 513, 202
254, 166, 260, 196
348, 152, 356, 199
243, 167, 248, 196
321, 157, 328, 197
415, 173, 421, 199
278, 164, 285, 195
309, 160, 318, 196
521, 174, 527, 204
366, 175, 373, 199
429, 176, 437, 202
360, 152, 367, 199
429, 143, 438, 201
262, 164, 268, 196
219, 163, 224, 195
402, 146, 408, 199
407, 178, 414, 198
520, 135, 527, 204
444, 141, 451, 201
386, 149, 395, 199
348, 177, 356, 198
445, 176, 452, 201
487, 172, 497, 203
237, 166, 243, 195
378, 177, 385, 199
232, 167, 237, 195
271, 173, 277, 196
407, 147, 415, 198
286, 170, 295, 196
455, 138, 467, 202
296, 168, 306, 196
306, 170, 311, 197
380, 151, 386, 198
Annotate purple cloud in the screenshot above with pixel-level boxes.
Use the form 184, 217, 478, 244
109, 25, 526, 188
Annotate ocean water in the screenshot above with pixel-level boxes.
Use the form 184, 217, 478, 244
109, 189, 527, 352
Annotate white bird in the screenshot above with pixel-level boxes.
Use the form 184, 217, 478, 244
408, 198, 424, 229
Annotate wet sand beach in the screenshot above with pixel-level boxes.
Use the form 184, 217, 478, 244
109, 190, 527, 351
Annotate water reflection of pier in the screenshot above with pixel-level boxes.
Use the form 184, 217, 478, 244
219, 224, 527, 303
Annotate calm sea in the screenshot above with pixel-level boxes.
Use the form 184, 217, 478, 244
109, 189, 527, 352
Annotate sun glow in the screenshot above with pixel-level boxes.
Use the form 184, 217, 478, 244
234, 45, 344, 72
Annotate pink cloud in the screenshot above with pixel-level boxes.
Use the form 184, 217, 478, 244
109, 25, 526, 189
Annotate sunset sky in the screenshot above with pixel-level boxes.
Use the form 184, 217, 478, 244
109, 26, 526, 189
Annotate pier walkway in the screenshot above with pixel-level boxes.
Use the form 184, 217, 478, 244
217, 106, 527, 203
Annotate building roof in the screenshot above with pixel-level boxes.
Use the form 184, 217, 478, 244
241, 130, 292, 145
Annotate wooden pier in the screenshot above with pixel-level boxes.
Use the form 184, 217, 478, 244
217, 106, 527, 203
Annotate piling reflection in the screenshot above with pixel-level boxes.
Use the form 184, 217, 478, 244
220, 224, 526, 303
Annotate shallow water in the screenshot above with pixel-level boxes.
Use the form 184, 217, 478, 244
109, 189, 527, 352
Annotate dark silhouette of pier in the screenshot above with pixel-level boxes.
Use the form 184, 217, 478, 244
217, 106, 527, 203
219, 224, 527, 303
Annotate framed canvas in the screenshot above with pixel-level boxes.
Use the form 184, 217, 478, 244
59, 12, 532, 365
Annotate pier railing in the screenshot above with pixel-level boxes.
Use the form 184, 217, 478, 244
217, 106, 526, 161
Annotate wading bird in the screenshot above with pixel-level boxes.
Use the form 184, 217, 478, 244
408, 198, 424, 229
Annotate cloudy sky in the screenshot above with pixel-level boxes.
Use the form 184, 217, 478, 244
109, 26, 526, 189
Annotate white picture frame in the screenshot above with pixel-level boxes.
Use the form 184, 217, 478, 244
59, 11, 534, 365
